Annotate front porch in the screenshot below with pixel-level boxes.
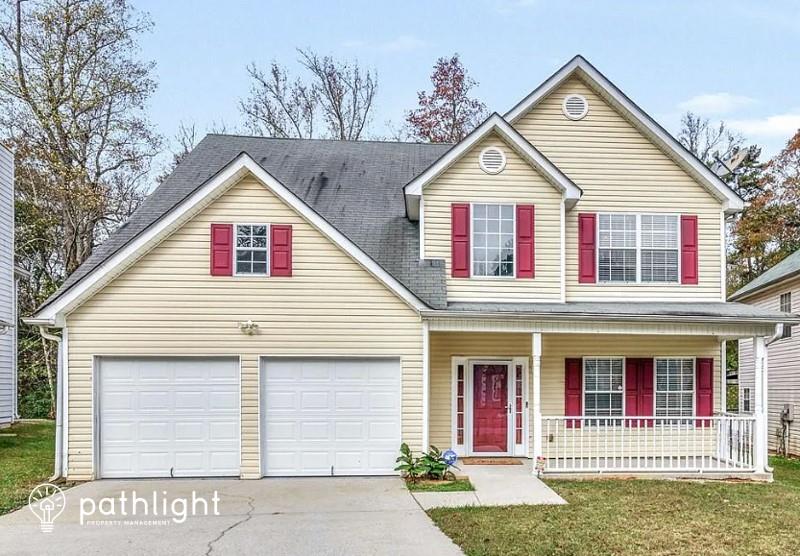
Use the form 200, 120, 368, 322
423, 317, 774, 480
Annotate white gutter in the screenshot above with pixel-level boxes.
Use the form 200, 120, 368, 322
38, 326, 63, 482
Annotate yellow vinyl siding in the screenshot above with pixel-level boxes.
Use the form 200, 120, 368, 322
429, 332, 721, 456
423, 133, 563, 302
514, 76, 724, 301
65, 174, 422, 481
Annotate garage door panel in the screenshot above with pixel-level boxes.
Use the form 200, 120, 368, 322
99, 357, 240, 478
262, 358, 401, 477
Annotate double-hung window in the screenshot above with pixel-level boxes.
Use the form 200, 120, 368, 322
655, 358, 694, 418
235, 224, 268, 275
780, 292, 793, 338
583, 358, 624, 418
472, 204, 514, 277
598, 213, 680, 283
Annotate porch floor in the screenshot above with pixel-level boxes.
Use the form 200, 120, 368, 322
412, 459, 566, 509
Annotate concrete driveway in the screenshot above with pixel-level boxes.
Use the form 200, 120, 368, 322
0, 477, 463, 556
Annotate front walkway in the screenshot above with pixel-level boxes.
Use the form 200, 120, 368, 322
0, 477, 463, 556
412, 460, 566, 509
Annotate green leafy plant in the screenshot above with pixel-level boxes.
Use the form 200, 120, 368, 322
395, 443, 456, 482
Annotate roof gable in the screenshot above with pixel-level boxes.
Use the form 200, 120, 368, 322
403, 113, 582, 219
505, 56, 744, 214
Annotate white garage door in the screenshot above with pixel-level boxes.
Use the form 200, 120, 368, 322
99, 357, 240, 478
262, 358, 401, 476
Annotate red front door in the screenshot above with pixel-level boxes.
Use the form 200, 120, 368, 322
472, 364, 509, 453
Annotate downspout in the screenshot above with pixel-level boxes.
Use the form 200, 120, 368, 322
38, 326, 63, 481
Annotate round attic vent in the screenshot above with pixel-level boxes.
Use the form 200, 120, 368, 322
479, 146, 507, 174
562, 94, 589, 120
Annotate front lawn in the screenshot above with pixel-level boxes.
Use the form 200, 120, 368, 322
407, 479, 475, 492
0, 421, 55, 515
429, 457, 800, 556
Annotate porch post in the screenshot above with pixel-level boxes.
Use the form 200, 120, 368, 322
753, 335, 768, 473
532, 332, 542, 466
422, 320, 430, 451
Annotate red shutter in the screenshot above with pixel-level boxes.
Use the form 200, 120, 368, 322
681, 215, 698, 285
210, 223, 233, 276
516, 205, 535, 278
451, 204, 470, 278
565, 358, 583, 429
696, 357, 714, 425
625, 359, 654, 427
578, 213, 597, 284
270, 225, 292, 276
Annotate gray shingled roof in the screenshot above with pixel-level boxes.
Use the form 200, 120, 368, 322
729, 249, 800, 302
430, 301, 798, 323
42, 134, 453, 311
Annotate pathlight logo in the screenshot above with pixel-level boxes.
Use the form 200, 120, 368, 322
28, 483, 66, 533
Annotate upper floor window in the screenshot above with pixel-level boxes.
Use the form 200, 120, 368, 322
472, 204, 514, 277
655, 358, 694, 417
235, 224, 268, 275
598, 213, 679, 284
780, 292, 793, 338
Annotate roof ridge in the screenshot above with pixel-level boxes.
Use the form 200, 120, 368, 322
204, 133, 454, 147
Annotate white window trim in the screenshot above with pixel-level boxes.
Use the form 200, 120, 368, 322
469, 202, 516, 280
234, 223, 270, 277
780, 292, 793, 339
741, 387, 752, 413
596, 212, 682, 285
582, 356, 626, 418
654, 357, 696, 418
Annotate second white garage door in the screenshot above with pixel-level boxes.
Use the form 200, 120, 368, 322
261, 358, 401, 476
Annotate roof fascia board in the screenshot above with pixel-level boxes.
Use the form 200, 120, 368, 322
504, 56, 744, 213
34, 154, 427, 322
404, 113, 581, 200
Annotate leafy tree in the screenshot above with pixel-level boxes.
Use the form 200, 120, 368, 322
240, 48, 377, 140
0, 0, 161, 416
405, 54, 487, 143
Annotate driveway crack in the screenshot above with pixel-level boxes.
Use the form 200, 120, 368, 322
205, 495, 255, 556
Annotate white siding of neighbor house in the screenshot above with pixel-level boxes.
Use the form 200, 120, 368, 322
513, 76, 725, 302
65, 174, 423, 481
423, 133, 563, 303
0, 146, 14, 427
738, 276, 800, 457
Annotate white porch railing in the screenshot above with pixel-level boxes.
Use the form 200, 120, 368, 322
541, 415, 756, 473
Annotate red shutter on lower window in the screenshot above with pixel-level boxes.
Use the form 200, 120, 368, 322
210, 223, 233, 276
681, 215, 699, 285
625, 359, 641, 418
516, 205, 535, 278
565, 358, 583, 429
578, 213, 597, 284
625, 359, 654, 427
451, 204, 470, 278
696, 357, 714, 424
270, 225, 292, 276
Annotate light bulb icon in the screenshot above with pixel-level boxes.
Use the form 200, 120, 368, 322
28, 483, 66, 533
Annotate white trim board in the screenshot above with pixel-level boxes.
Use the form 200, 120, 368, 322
403, 113, 582, 220
32, 153, 428, 323
504, 55, 744, 214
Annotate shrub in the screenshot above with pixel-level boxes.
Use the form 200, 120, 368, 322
395, 443, 455, 482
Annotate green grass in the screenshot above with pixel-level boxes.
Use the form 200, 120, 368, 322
407, 479, 475, 492
0, 421, 55, 515
429, 457, 800, 556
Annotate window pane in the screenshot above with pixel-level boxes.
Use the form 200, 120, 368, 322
472, 204, 514, 277
641, 250, 678, 282
235, 224, 269, 275
583, 358, 623, 417
655, 358, 695, 417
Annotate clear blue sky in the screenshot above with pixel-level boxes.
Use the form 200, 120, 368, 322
136, 0, 800, 173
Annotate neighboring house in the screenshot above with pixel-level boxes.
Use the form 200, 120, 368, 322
732, 249, 800, 457
0, 145, 19, 428
27, 56, 796, 482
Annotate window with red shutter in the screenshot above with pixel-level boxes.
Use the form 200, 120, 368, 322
210, 223, 233, 276
578, 213, 597, 283
565, 358, 583, 428
516, 205, 535, 278
451, 204, 470, 277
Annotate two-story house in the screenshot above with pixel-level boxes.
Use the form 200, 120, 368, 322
732, 249, 800, 457
27, 56, 796, 482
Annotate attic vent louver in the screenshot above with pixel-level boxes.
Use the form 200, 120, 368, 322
562, 94, 589, 120
479, 146, 507, 174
